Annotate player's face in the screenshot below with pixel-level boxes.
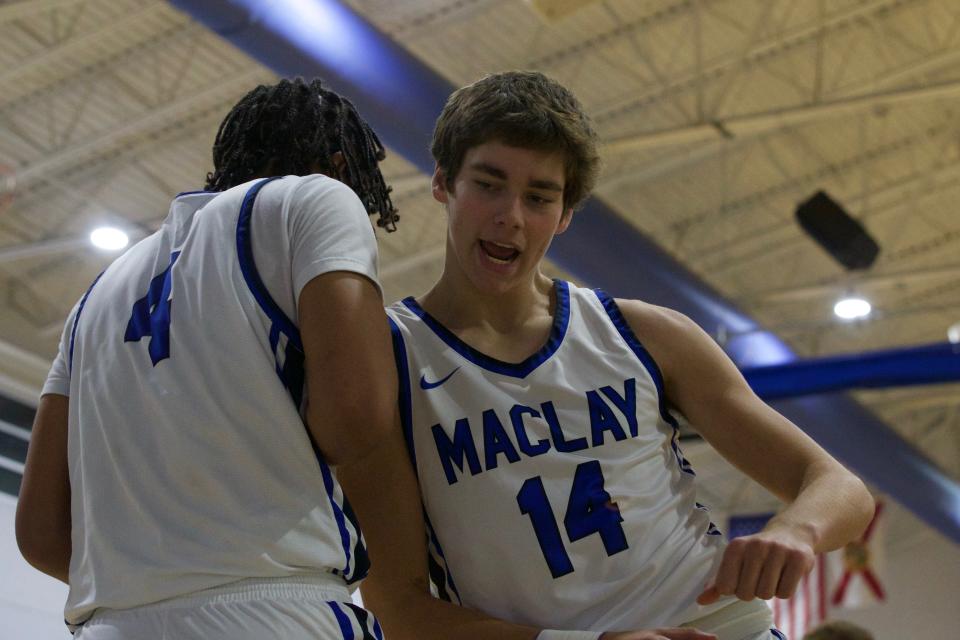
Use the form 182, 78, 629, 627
432, 140, 572, 295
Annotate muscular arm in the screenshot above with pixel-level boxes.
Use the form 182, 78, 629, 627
299, 271, 397, 466
617, 300, 875, 602
15, 393, 71, 583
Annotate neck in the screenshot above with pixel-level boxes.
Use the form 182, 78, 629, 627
419, 259, 555, 335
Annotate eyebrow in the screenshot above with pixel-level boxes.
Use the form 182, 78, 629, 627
469, 161, 564, 192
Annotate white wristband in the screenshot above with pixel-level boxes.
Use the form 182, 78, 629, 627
536, 631, 603, 640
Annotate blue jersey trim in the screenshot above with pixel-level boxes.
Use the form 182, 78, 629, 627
236, 176, 365, 581
593, 288, 674, 425
387, 315, 458, 602
236, 176, 301, 349
593, 288, 696, 477
388, 318, 417, 471
401, 279, 570, 379
770, 630, 787, 640
68, 271, 105, 374
174, 189, 216, 198
237, 176, 307, 405
340, 493, 370, 585
424, 512, 462, 604
318, 459, 356, 580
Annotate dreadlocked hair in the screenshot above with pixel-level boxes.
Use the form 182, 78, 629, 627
205, 77, 398, 231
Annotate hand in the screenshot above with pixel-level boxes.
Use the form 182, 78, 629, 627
697, 522, 816, 605
600, 629, 717, 640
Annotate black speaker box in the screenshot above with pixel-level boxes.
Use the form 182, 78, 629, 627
795, 190, 879, 270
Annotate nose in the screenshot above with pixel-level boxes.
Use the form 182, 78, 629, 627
494, 194, 523, 229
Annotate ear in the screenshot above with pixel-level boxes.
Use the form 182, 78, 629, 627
331, 151, 348, 182
555, 208, 574, 235
431, 166, 450, 204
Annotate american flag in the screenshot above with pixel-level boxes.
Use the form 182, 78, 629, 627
727, 513, 828, 640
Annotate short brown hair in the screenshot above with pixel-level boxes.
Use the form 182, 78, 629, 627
803, 620, 874, 640
431, 71, 600, 211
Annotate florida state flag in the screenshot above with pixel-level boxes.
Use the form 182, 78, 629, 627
829, 500, 887, 608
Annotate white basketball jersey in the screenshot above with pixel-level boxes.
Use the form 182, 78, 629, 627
43, 175, 378, 626
387, 281, 761, 631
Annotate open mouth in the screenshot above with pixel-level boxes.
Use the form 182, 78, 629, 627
479, 240, 520, 264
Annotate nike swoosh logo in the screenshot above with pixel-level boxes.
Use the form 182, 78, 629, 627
420, 367, 461, 390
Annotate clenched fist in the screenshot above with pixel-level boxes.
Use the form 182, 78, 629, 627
697, 522, 816, 604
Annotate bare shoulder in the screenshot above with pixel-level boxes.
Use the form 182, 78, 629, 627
612, 297, 735, 395
612, 298, 702, 346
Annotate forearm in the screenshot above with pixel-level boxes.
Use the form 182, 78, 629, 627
363, 581, 540, 640
16, 393, 72, 585
698, 391, 874, 552
367, 584, 713, 640
768, 459, 874, 552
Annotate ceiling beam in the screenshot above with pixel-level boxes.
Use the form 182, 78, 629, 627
744, 342, 960, 400
746, 261, 960, 304
13, 68, 266, 186
696, 137, 960, 274
0, 228, 151, 264
0, 1, 169, 92
0, 0, 84, 25
592, 0, 915, 125
605, 77, 960, 155
0, 338, 49, 406
602, 6, 960, 186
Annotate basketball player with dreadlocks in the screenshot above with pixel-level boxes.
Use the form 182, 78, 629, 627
17, 78, 399, 639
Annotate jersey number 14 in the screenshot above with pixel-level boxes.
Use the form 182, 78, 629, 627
517, 460, 629, 578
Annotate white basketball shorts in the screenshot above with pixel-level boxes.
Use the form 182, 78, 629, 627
72, 575, 381, 640
682, 598, 786, 640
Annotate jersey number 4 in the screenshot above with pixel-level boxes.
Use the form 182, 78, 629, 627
125, 251, 181, 366
517, 460, 629, 578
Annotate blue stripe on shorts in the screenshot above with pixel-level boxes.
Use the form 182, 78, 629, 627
326, 601, 381, 640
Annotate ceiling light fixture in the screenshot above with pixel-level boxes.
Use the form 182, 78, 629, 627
90, 226, 129, 251
834, 296, 871, 320
948, 323, 960, 345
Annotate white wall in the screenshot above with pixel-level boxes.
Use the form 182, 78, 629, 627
830, 509, 960, 640
0, 493, 70, 639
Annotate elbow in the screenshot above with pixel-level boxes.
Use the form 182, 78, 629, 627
826, 465, 875, 541
18, 543, 70, 583
16, 528, 62, 579
15, 506, 70, 580
854, 478, 877, 537
18, 545, 55, 578
15, 528, 40, 571
15, 503, 40, 565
